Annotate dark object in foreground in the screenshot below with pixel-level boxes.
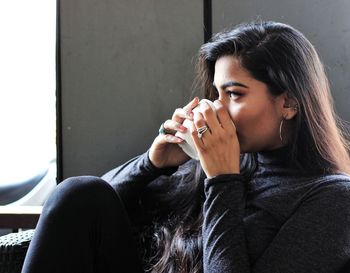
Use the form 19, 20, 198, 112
0, 229, 35, 273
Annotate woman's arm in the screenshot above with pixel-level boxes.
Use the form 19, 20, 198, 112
252, 179, 350, 273
202, 175, 350, 273
101, 150, 178, 224
202, 174, 250, 272
102, 98, 200, 225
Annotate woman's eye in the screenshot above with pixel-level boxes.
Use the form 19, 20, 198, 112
227, 91, 241, 98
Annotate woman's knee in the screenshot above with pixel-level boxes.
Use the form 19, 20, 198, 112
43, 176, 124, 218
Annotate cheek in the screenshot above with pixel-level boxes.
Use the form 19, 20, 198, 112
227, 104, 258, 131
228, 104, 276, 137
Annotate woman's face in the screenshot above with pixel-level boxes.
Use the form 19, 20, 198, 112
213, 55, 286, 153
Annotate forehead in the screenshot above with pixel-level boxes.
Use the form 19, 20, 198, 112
213, 55, 274, 101
213, 55, 252, 84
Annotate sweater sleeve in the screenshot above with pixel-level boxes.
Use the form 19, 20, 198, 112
101, 150, 178, 223
253, 180, 350, 273
203, 175, 350, 273
202, 173, 250, 273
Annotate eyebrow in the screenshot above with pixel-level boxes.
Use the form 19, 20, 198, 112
213, 81, 249, 89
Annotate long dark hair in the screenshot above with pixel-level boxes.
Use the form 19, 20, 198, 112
145, 21, 350, 273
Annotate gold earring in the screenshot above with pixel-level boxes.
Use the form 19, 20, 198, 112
279, 115, 288, 143
279, 119, 284, 143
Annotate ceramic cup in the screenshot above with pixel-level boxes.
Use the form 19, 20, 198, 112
175, 99, 216, 160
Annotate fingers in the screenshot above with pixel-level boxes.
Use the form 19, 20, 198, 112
157, 97, 199, 145
199, 101, 221, 131
158, 133, 184, 144
213, 100, 236, 132
171, 97, 199, 124
189, 100, 237, 147
171, 108, 193, 123
191, 111, 211, 148
189, 118, 205, 151
163, 119, 187, 134
193, 111, 211, 136
157, 125, 184, 143
157, 119, 187, 144
183, 97, 200, 112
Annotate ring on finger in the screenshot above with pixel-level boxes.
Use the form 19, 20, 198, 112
159, 123, 175, 135
197, 125, 209, 139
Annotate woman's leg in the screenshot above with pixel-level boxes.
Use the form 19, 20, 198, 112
21, 176, 144, 273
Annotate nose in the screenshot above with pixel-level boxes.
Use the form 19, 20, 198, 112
215, 97, 228, 108
212, 99, 227, 113
215, 91, 230, 110
217, 92, 229, 104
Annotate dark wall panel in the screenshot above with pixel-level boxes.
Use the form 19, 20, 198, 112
60, 0, 203, 178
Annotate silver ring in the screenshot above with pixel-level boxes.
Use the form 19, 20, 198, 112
197, 125, 208, 139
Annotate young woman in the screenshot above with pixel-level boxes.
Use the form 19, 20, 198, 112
22, 21, 350, 273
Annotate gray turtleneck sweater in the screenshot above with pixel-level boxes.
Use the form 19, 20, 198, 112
102, 147, 350, 273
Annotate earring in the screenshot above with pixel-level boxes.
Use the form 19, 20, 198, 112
279, 115, 288, 144
279, 119, 284, 143
287, 104, 298, 111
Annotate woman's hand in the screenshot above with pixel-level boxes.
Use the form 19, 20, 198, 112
149, 97, 200, 169
190, 100, 240, 178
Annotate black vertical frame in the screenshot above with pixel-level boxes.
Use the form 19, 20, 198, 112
56, 0, 63, 183
203, 0, 212, 43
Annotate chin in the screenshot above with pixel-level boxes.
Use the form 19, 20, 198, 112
239, 142, 260, 154
240, 147, 253, 154
239, 142, 250, 154
237, 135, 253, 154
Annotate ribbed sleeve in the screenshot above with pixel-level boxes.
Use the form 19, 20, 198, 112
203, 174, 250, 272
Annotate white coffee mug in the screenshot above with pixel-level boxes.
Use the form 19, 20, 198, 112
175, 99, 216, 160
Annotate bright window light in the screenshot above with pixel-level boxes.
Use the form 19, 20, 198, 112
0, 1, 56, 184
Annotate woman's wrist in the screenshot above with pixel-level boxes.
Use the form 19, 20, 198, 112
203, 163, 240, 178
205, 173, 244, 188
146, 150, 178, 174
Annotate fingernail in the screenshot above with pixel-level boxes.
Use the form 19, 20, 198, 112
185, 112, 193, 120
179, 125, 187, 132
184, 109, 191, 117
200, 102, 209, 110
166, 135, 177, 142
214, 100, 221, 105
171, 136, 183, 142
186, 112, 194, 120
183, 109, 193, 120
193, 97, 199, 103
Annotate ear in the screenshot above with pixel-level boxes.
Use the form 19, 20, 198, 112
278, 92, 299, 120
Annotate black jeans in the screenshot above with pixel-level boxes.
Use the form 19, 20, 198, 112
21, 176, 144, 273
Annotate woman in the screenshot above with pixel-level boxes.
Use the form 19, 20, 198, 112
22, 21, 350, 273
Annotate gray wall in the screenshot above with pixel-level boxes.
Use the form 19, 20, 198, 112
60, 0, 203, 178
213, 0, 350, 122
60, 0, 350, 178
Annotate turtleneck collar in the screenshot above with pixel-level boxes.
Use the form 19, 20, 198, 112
257, 144, 293, 166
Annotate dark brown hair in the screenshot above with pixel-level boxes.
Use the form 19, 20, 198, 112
146, 20, 350, 273
197, 21, 350, 174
